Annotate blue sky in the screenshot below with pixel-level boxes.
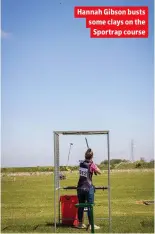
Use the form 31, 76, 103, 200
1, 0, 154, 167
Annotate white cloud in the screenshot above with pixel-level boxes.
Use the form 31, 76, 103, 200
1, 30, 11, 39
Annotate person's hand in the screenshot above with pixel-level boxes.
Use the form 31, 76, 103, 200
95, 167, 102, 175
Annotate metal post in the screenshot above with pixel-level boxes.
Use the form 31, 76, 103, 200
54, 132, 60, 232
107, 132, 111, 233
54, 132, 57, 233
57, 137, 60, 225
90, 206, 95, 233
58, 188, 60, 224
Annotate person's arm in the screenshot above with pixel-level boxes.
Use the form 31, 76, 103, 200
90, 163, 102, 175
95, 166, 101, 174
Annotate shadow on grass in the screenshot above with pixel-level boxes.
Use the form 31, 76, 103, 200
1, 222, 75, 233
140, 220, 154, 228
1, 226, 10, 231
1, 217, 154, 233
33, 222, 77, 230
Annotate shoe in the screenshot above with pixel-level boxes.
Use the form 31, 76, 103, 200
87, 224, 100, 230
94, 224, 100, 229
77, 223, 86, 229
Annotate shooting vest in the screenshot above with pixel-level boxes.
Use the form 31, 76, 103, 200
77, 160, 93, 191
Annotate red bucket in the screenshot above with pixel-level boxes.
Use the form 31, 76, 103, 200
60, 195, 79, 226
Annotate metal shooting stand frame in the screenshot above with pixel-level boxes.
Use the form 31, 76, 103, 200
53, 131, 111, 233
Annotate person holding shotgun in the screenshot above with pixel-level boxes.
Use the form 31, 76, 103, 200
77, 145, 101, 230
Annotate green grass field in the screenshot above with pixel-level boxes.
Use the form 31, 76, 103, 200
1, 170, 154, 233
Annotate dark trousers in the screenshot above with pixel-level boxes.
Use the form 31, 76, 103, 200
77, 185, 94, 224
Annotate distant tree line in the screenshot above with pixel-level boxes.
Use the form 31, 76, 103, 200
99, 158, 154, 170
1, 158, 154, 173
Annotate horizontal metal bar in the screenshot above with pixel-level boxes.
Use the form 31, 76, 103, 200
59, 218, 78, 221
54, 131, 109, 135
63, 186, 109, 190
59, 218, 112, 220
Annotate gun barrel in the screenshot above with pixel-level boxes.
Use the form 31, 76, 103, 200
85, 137, 89, 148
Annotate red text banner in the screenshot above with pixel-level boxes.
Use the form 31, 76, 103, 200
74, 6, 148, 38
